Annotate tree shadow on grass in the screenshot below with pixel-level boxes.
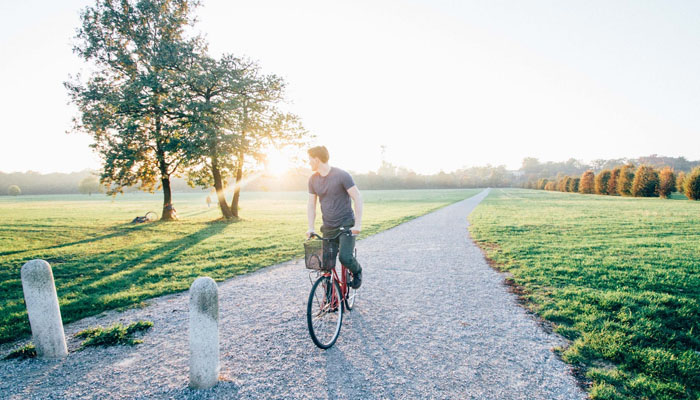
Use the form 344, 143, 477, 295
55, 221, 233, 322
0, 220, 235, 344
0, 223, 156, 257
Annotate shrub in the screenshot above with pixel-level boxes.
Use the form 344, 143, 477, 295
594, 170, 611, 195
617, 164, 635, 197
631, 165, 660, 197
684, 167, 700, 200
658, 167, 676, 198
676, 171, 686, 193
579, 171, 595, 194
7, 185, 21, 196
608, 167, 621, 195
557, 177, 570, 192
537, 178, 549, 190
568, 177, 580, 193
563, 176, 573, 192
544, 181, 556, 191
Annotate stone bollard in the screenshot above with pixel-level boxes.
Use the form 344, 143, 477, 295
20, 259, 68, 358
189, 277, 219, 389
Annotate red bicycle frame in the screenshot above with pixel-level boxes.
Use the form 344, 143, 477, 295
319, 263, 350, 308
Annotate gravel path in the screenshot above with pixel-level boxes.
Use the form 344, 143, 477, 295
0, 189, 586, 399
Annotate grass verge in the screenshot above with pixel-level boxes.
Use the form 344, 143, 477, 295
469, 189, 699, 400
3, 343, 36, 360
75, 320, 153, 348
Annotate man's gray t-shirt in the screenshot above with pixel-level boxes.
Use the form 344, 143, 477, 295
308, 167, 355, 228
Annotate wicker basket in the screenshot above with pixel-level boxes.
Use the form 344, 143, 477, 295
304, 239, 338, 271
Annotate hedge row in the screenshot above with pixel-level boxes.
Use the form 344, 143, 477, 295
533, 165, 700, 200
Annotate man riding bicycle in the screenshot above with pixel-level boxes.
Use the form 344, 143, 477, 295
306, 146, 364, 289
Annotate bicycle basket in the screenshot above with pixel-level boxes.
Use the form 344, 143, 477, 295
304, 239, 338, 270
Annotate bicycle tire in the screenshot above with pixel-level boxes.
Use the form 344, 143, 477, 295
307, 275, 343, 349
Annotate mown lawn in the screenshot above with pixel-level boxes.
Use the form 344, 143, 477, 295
0, 189, 479, 344
469, 189, 699, 400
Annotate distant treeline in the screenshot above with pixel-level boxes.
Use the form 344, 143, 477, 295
3, 154, 699, 196
0, 164, 514, 196
0, 170, 209, 196
519, 154, 700, 184
529, 163, 700, 200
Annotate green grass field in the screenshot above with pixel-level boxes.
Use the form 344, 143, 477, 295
0, 189, 479, 345
469, 189, 699, 400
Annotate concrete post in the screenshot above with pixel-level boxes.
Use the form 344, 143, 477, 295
189, 277, 219, 389
20, 259, 68, 358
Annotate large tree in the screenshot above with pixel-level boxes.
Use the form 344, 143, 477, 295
631, 165, 660, 197
579, 171, 595, 194
179, 55, 307, 219
617, 164, 636, 197
66, 0, 200, 220
658, 167, 676, 199
227, 60, 306, 217
179, 54, 243, 219
594, 170, 611, 195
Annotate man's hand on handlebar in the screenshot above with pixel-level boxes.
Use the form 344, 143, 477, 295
306, 230, 315, 239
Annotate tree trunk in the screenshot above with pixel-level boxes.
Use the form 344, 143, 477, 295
161, 177, 177, 220
156, 140, 176, 221
154, 109, 177, 222
230, 153, 244, 218
211, 156, 234, 220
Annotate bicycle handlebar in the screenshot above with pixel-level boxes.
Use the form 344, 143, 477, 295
308, 227, 353, 241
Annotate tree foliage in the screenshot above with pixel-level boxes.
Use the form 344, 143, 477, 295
658, 167, 676, 199
557, 176, 569, 192
568, 177, 579, 193
79, 175, 102, 195
178, 54, 243, 219
684, 167, 700, 200
631, 165, 660, 197
579, 171, 595, 194
8, 185, 21, 196
66, 0, 201, 220
617, 164, 635, 197
608, 167, 621, 196
177, 54, 307, 219
676, 171, 686, 194
225, 63, 307, 217
594, 170, 611, 195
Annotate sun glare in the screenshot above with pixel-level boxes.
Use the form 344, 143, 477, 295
265, 147, 300, 177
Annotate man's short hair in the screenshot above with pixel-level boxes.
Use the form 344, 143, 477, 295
308, 146, 329, 163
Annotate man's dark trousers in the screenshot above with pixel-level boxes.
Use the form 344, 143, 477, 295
321, 217, 361, 274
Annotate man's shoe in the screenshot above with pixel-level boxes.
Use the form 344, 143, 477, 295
349, 270, 362, 289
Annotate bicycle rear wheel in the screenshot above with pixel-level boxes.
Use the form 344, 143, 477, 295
307, 275, 343, 349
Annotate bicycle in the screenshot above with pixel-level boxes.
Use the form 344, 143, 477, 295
131, 211, 157, 223
304, 228, 359, 349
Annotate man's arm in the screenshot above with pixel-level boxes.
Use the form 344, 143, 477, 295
347, 185, 363, 235
307, 193, 317, 238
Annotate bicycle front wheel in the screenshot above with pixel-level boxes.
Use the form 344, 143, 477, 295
307, 275, 343, 349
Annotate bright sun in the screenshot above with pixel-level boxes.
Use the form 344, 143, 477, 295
265, 147, 299, 177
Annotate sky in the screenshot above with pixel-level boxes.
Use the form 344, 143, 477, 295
2, 0, 700, 174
